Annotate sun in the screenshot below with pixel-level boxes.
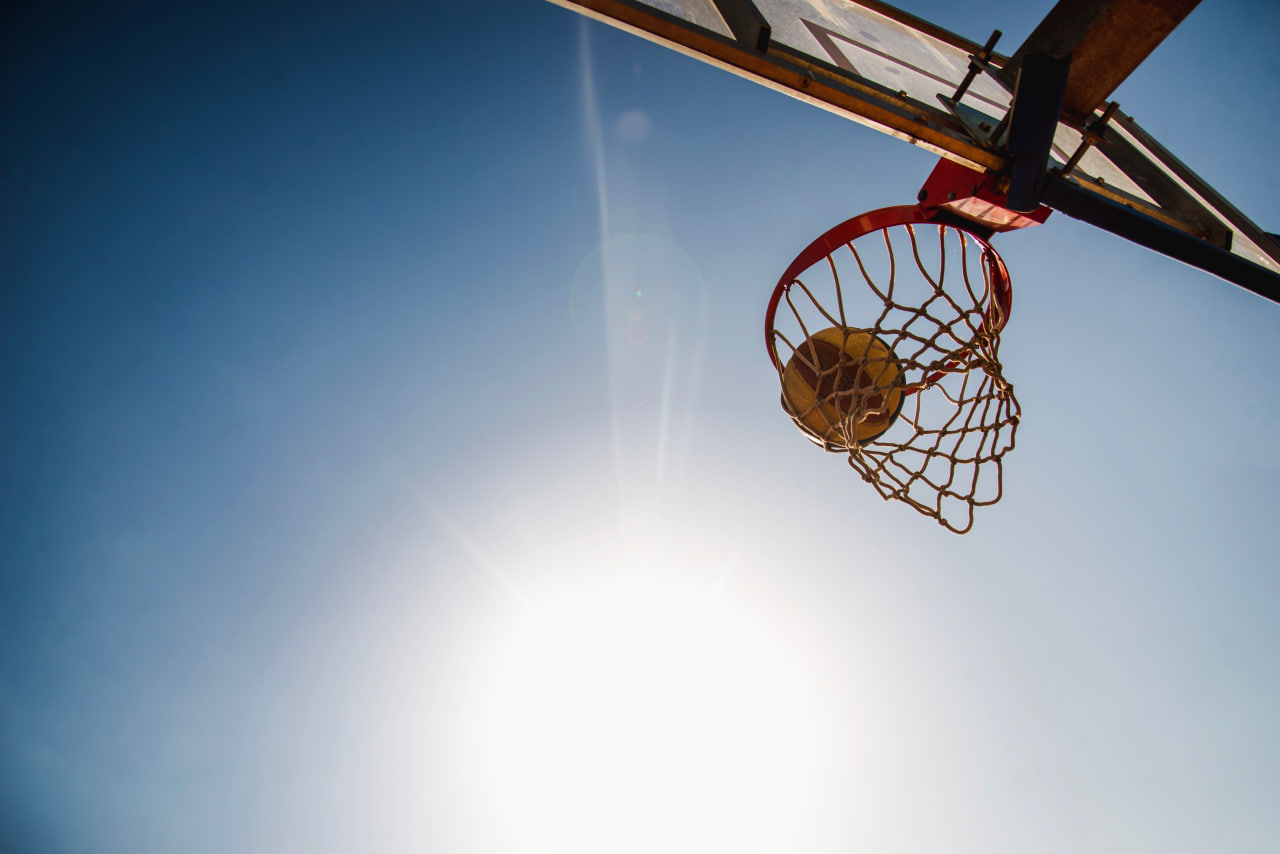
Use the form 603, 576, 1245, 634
463, 580, 816, 853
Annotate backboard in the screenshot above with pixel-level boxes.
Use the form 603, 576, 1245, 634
550, 0, 1280, 300
550, 0, 1279, 531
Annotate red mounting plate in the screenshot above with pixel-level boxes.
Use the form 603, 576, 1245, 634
917, 158, 1052, 233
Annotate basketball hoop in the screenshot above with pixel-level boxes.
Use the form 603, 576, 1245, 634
765, 205, 1019, 534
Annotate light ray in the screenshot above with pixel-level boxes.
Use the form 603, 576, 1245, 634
413, 488, 533, 613
578, 18, 631, 547
653, 325, 678, 506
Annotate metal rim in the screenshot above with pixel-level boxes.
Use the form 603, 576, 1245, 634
764, 205, 1013, 382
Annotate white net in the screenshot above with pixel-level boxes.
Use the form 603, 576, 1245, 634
768, 215, 1019, 534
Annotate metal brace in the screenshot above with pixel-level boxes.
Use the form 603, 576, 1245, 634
951, 30, 1002, 103
1058, 101, 1120, 177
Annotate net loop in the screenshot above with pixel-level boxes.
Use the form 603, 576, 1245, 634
765, 206, 1019, 534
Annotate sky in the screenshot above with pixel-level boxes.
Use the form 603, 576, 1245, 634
2, 1, 1278, 852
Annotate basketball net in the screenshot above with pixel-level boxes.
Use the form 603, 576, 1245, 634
766, 206, 1019, 534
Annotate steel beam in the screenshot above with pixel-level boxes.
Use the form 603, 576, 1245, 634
1042, 175, 1280, 303
998, 0, 1201, 123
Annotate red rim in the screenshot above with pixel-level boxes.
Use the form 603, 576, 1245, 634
764, 205, 1013, 385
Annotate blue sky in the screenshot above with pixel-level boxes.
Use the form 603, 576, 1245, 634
3, 1, 1278, 852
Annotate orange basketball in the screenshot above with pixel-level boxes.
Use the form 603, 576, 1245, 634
781, 327, 904, 447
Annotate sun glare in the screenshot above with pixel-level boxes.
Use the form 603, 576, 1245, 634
464, 581, 815, 853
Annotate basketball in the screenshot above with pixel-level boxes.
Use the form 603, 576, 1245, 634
780, 327, 905, 448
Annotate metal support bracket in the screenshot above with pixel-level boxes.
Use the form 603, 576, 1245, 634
1058, 100, 1119, 177
951, 30, 1002, 103
1006, 51, 1072, 212
936, 97, 1004, 147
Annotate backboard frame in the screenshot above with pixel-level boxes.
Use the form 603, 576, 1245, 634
549, 0, 1280, 303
